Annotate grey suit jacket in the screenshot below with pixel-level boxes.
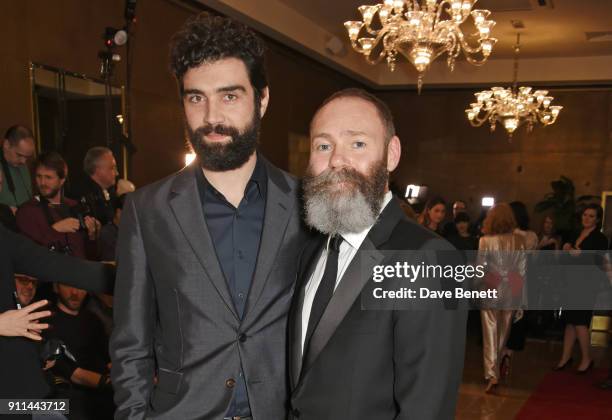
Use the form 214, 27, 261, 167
110, 158, 307, 419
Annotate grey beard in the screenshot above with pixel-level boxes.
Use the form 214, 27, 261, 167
304, 188, 379, 235
303, 162, 388, 235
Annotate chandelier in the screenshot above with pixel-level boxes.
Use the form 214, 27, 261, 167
466, 33, 562, 137
344, 0, 497, 92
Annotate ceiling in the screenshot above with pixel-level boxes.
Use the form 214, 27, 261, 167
279, 0, 612, 58
199, 0, 612, 88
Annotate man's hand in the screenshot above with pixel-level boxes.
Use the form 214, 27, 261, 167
84, 216, 101, 240
52, 217, 81, 233
0, 300, 51, 340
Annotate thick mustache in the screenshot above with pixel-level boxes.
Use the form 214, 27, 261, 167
311, 168, 364, 187
194, 124, 239, 138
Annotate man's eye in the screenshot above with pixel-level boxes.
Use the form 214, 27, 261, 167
353, 141, 366, 149
223, 94, 237, 102
188, 95, 203, 104
316, 144, 332, 152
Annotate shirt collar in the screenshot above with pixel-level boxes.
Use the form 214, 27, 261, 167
196, 153, 267, 203
326, 191, 393, 251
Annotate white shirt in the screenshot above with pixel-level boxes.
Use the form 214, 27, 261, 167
300, 192, 393, 356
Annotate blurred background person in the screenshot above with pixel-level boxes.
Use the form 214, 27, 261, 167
44, 282, 114, 420
75, 147, 118, 226
418, 196, 447, 234
16, 152, 100, 260
537, 215, 561, 251
0, 225, 114, 403
14, 274, 38, 307
0, 168, 18, 231
446, 212, 478, 252
442, 199, 468, 237
0, 125, 35, 211
477, 203, 527, 393
555, 204, 607, 373
398, 198, 417, 221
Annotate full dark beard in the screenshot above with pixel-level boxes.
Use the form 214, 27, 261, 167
188, 110, 261, 171
302, 160, 389, 235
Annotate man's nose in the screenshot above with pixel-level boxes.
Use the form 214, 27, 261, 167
329, 148, 349, 170
204, 100, 224, 126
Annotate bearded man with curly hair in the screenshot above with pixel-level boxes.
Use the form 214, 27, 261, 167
110, 13, 308, 420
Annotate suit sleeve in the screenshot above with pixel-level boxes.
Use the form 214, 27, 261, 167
110, 194, 156, 420
392, 239, 468, 420
4, 225, 114, 293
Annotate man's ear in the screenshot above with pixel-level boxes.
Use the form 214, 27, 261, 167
259, 87, 270, 117
386, 136, 401, 172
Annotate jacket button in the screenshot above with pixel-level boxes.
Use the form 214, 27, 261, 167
225, 378, 236, 389
238, 333, 247, 343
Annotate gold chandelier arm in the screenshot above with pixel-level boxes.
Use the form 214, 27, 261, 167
468, 108, 494, 127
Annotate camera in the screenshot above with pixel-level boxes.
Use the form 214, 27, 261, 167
70, 197, 94, 232
48, 242, 73, 256
40, 338, 77, 364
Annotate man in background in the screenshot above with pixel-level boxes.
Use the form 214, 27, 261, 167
16, 152, 100, 260
74, 147, 119, 227
0, 125, 35, 211
14, 274, 38, 307
44, 283, 114, 420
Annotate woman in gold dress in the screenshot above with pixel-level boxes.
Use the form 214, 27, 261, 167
477, 203, 527, 393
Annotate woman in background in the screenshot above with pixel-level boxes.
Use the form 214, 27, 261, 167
418, 196, 446, 234
555, 204, 607, 373
537, 215, 561, 251
478, 203, 527, 393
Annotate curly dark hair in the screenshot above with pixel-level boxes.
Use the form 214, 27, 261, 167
169, 13, 268, 100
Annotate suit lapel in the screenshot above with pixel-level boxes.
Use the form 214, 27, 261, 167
299, 199, 406, 380
290, 236, 326, 389
168, 165, 239, 320
243, 160, 296, 319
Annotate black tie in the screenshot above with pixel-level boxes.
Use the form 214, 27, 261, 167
304, 235, 343, 353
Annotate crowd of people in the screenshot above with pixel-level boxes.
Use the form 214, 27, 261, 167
0, 11, 610, 420
413, 196, 612, 393
0, 128, 129, 418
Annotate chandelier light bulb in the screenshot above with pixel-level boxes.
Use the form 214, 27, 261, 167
481, 38, 496, 57
503, 117, 519, 133
358, 5, 376, 24
344, 21, 364, 41
477, 21, 495, 38
359, 37, 375, 52
471, 9, 490, 25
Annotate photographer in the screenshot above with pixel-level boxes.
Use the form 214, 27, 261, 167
43, 283, 114, 420
0, 224, 114, 402
69, 147, 118, 227
15, 152, 100, 260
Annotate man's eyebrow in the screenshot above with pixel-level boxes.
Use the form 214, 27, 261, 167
216, 85, 246, 93
343, 129, 368, 137
182, 88, 203, 96
311, 132, 333, 140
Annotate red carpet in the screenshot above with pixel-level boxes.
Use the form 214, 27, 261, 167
516, 369, 612, 420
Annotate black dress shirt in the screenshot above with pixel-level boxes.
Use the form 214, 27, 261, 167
196, 157, 267, 418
